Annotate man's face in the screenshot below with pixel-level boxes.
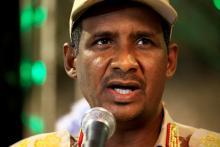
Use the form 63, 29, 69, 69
71, 6, 177, 122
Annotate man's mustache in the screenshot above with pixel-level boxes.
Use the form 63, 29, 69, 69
101, 70, 145, 89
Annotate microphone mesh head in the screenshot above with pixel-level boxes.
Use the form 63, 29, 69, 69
81, 107, 116, 139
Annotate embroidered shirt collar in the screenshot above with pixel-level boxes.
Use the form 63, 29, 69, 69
155, 108, 174, 147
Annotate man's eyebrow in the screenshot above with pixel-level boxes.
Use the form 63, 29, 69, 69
92, 31, 117, 38
130, 31, 156, 38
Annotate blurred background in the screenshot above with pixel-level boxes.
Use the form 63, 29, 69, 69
1, 0, 220, 146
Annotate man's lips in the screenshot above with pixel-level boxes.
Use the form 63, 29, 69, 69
106, 80, 141, 90
105, 80, 142, 103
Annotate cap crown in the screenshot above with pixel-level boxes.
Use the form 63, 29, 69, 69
69, 0, 177, 39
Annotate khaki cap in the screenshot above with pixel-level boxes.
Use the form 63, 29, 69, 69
69, 0, 178, 39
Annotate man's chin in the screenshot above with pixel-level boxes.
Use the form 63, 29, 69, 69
105, 105, 143, 122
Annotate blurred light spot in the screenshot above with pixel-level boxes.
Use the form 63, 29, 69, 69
33, 6, 48, 27
20, 4, 33, 32
20, 59, 32, 88
29, 115, 45, 134
32, 60, 47, 85
213, 0, 220, 10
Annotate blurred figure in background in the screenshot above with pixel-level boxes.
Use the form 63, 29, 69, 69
55, 98, 90, 136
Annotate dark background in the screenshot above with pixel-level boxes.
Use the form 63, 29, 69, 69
0, 1, 23, 146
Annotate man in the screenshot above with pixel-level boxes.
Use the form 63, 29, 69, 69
12, 0, 220, 146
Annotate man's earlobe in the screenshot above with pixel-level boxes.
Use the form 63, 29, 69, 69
66, 67, 77, 79
166, 43, 178, 79
63, 42, 77, 79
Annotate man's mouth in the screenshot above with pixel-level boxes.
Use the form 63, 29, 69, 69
107, 81, 141, 95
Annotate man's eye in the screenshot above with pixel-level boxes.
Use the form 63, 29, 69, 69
136, 37, 153, 45
95, 38, 112, 45
92, 38, 113, 50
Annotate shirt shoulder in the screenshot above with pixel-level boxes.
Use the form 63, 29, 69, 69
189, 128, 220, 147
176, 123, 220, 147
10, 130, 77, 147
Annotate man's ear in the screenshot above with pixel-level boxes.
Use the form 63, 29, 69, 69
166, 42, 179, 79
63, 42, 77, 79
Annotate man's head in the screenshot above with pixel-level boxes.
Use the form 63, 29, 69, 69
64, 0, 178, 123
69, 0, 177, 53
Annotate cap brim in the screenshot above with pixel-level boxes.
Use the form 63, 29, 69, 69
69, 0, 177, 39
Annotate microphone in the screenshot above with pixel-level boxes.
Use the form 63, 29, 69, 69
81, 107, 116, 147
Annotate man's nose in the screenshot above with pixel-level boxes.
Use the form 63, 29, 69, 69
110, 51, 138, 73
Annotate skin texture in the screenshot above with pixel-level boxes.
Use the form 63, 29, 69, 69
64, 5, 178, 147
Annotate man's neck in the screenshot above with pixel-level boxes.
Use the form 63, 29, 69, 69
106, 108, 163, 147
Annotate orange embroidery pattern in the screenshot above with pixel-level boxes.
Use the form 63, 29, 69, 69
166, 123, 180, 147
